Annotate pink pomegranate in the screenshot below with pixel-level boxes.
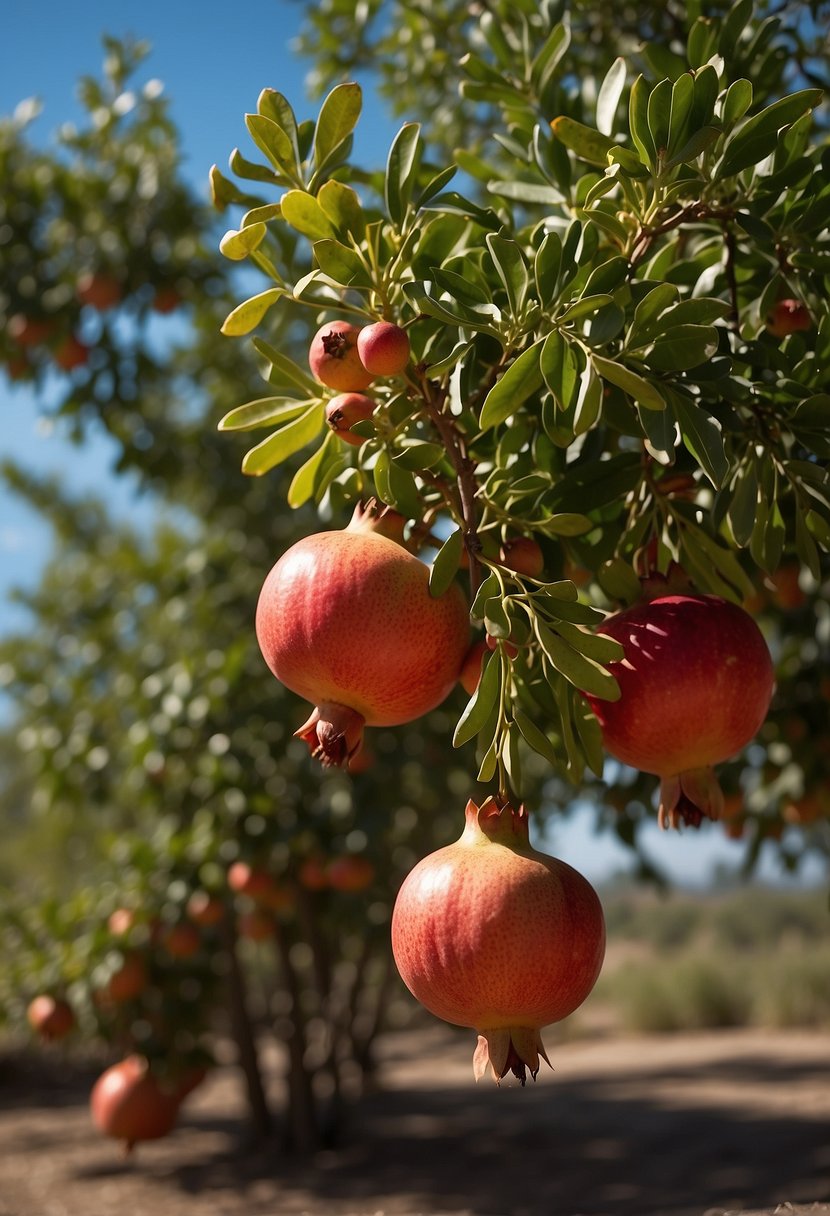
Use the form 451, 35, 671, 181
356, 321, 410, 376
325, 392, 375, 445
256, 501, 469, 766
27, 994, 75, 1041
391, 797, 605, 1084
90, 1056, 180, 1152
585, 593, 775, 829
308, 320, 373, 392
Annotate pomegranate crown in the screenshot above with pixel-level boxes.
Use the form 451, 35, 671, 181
348, 498, 409, 547
463, 796, 531, 848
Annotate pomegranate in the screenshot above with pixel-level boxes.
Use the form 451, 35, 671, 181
256, 501, 469, 766
105, 952, 148, 1003
27, 994, 75, 1041
356, 321, 410, 376
499, 536, 544, 578
584, 593, 775, 829
52, 334, 90, 371
325, 392, 375, 445
90, 1056, 180, 1151
297, 856, 329, 891
308, 320, 373, 392
152, 286, 181, 314
107, 907, 136, 937
227, 862, 291, 909
391, 797, 605, 1084
8, 314, 54, 348
77, 270, 123, 311
161, 922, 201, 959
458, 639, 488, 696
766, 298, 811, 338
326, 854, 374, 892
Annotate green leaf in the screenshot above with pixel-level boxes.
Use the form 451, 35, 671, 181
719, 0, 754, 56
488, 180, 565, 206
536, 622, 621, 701
592, 354, 666, 410
534, 232, 562, 304
245, 114, 298, 178
420, 191, 501, 229
722, 79, 753, 129
551, 116, 616, 166
217, 396, 312, 433
553, 621, 625, 664
629, 76, 656, 170
280, 191, 336, 240
240, 402, 323, 476
667, 72, 695, 155
647, 79, 672, 160
257, 89, 299, 162
672, 397, 729, 488
514, 709, 561, 768
470, 572, 501, 622
597, 557, 643, 604
241, 203, 282, 227
394, 440, 446, 471
646, 325, 719, 372
728, 461, 759, 546
664, 125, 721, 171
479, 342, 544, 429
535, 513, 593, 537
253, 338, 320, 395
558, 294, 614, 324
453, 651, 500, 748
573, 694, 606, 778
312, 239, 371, 287
313, 82, 362, 169
429, 529, 464, 598
720, 89, 822, 177
229, 147, 280, 185
385, 122, 421, 227
317, 180, 364, 237
287, 432, 343, 508
597, 57, 627, 137
531, 22, 571, 98
629, 282, 679, 345
219, 224, 267, 261
221, 288, 285, 336
417, 164, 457, 208
485, 234, 529, 319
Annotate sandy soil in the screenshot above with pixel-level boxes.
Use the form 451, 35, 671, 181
1, 1025, 829, 1216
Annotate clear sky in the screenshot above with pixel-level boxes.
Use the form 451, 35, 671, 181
1, 2, 824, 889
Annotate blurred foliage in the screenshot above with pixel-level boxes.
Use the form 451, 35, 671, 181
593, 886, 830, 1032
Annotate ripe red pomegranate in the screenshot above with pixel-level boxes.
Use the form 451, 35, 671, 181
766, 298, 811, 338
584, 593, 775, 829
227, 862, 292, 910
391, 797, 605, 1084
161, 922, 201, 959
52, 334, 90, 371
27, 994, 75, 1041
256, 501, 469, 766
356, 321, 410, 376
499, 536, 544, 578
90, 1056, 180, 1152
458, 639, 488, 695
105, 953, 148, 1003
309, 320, 373, 391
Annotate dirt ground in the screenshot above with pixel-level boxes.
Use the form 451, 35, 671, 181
1, 1024, 829, 1216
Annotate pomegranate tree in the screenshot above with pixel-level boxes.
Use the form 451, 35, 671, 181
585, 593, 775, 829
391, 797, 605, 1084
256, 501, 469, 766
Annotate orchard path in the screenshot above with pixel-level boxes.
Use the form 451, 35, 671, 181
1, 1026, 829, 1216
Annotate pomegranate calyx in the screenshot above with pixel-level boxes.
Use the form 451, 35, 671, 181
474, 1027, 552, 1086
463, 797, 531, 849
294, 702, 365, 768
658, 766, 725, 830
347, 498, 409, 548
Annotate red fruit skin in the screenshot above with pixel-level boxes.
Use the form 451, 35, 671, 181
309, 321, 374, 392
459, 639, 488, 696
161, 923, 201, 959
77, 271, 122, 311
325, 392, 375, 445
766, 298, 811, 338
391, 800, 605, 1037
256, 528, 469, 728
91, 1057, 180, 1147
499, 536, 544, 578
585, 594, 774, 777
27, 995, 75, 1041
356, 321, 410, 376
53, 335, 90, 370
105, 953, 148, 1003
8, 314, 54, 348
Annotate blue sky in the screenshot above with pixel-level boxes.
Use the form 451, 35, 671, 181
2, 2, 824, 889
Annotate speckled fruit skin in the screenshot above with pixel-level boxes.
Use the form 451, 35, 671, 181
256, 526, 469, 729
498, 536, 544, 578
356, 321, 410, 376
309, 320, 374, 391
585, 594, 774, 777
391, 798, 605, 1082
91, 1057, 180, 1149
